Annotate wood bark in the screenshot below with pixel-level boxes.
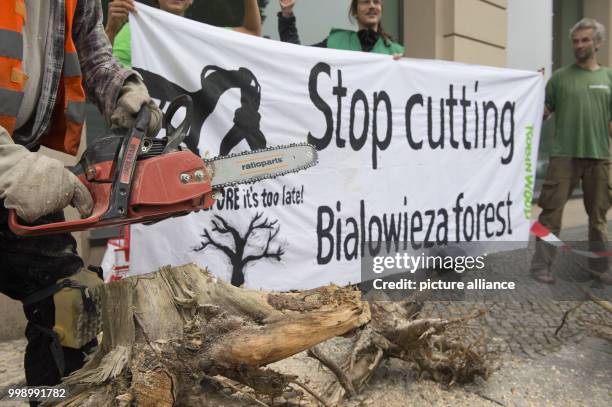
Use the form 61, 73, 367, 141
55, 265, 494, 406
56, 264, 370, 406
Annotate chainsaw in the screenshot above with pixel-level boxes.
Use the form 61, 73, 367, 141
8, 95, 317, 236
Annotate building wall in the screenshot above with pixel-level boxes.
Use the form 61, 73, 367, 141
403, 0, 608, 71
554, 0, 584, 69
583, 0, 612, 66
507, 0, 553, 74
404, 0, 508, 67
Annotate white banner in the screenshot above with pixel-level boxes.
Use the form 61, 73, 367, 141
128, 4, 544, 290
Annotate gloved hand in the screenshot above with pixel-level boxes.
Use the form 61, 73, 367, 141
0, 128, 93, 223
111, 76, 162, 135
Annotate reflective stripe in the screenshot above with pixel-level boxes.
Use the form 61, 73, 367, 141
0, 29, 23, 60
15, 1, 26, 20
63, 52, 81, 77
0, 88, 24, 116
66, 101, 85, 124
11, 67, 27, 84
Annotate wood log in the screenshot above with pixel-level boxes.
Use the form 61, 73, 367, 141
57, 264, 370, 406
55, 265, 494, 406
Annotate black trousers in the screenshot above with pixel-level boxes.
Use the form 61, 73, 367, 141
0, 204, 93, 390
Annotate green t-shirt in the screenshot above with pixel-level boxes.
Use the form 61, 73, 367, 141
546, 64, 612, 159
112, 23, 132, 68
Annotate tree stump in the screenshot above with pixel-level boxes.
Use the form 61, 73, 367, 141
57, 264, 370, 406
56, 265, 496, 406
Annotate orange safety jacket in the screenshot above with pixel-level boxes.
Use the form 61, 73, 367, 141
0, 0, 86, 156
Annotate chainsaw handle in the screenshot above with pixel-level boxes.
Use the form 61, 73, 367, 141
7, 179, 113, 237
8, 104, 152, 236
135, 103, 152, 133
101, 105, 150, 221
163, 95, 193, 152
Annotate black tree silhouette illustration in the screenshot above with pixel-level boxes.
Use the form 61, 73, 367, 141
194, 213, 285, 286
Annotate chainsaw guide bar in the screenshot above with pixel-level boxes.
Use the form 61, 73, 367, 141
206, 143, 318, 188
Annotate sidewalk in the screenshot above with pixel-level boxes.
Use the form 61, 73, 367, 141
0, 339, 26, 406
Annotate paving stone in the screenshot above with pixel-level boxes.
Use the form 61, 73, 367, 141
0, 339, 26, 405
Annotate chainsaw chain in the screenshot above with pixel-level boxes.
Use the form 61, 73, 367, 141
203, 142, 318, 189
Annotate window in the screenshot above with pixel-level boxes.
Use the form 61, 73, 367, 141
552, 0, 583, 71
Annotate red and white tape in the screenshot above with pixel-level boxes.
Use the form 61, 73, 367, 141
530, 221, 612, 259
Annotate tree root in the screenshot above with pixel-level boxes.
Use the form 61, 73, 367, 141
306, 302, 497, 406
54, 265, 496, 406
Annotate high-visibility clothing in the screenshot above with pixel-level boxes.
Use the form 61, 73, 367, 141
0, 0, 85, 156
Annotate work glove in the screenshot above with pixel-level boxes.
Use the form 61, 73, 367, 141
111, 76, 162, 135
0, 128, 93, 223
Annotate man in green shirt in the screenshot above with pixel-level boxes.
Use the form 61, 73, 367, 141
531, 18, 611, 284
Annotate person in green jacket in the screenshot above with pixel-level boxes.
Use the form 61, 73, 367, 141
105, 0, 262, 68
278, 0, 404, 56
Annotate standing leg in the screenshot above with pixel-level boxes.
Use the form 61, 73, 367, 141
582, 159, 610, 282
23, 297, 96, 389
531, 158, 579, 282
0, 205, 96, 402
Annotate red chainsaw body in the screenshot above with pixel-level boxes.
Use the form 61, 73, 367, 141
9, 150, 214, 236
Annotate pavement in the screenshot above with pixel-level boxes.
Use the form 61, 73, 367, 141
413, 216, 612, 406
0, 339, 27, 406
421, 219, 612, 357
465, 337, 612, 407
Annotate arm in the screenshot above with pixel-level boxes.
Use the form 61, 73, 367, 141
278, 13, 301, 44
278, 0, 301, 44
75, 0, 161, 133
0, 126, 92, 222
105, 0, 136, 46
311, 38, 329, 48
277, 7, 327, 47
544, 73, 555, 122
233, 0, 262, 36
75, 0, 136, 122
539, 67, 552, 120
